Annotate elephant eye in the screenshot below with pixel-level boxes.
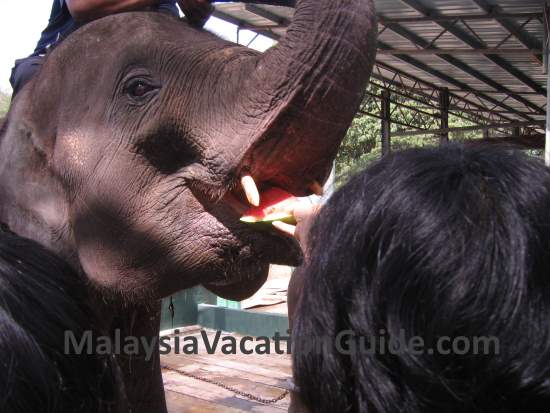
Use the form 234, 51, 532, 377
124, 78, 156, 100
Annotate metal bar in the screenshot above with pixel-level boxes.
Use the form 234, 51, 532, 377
393, 120, 545, 138
365, 90, 439, 119
447, 89, 542, 95
427, 22, 455, 48
380, 26, 545, 115
370, 78, 487, 125
378, 48, 543, 56
244, 4, 290, 25
357, 109, 427, 131
396, 0, 546, 96
374, 65, 485, 121
238, 23, 286, 31
461, 18, 485, 45
439, 88, 450, 145
373, 67, 516, 127
381, 90, 391, 157
379, 12, 542, 25
546, 1, 550, 166
467, 134, 545, 149
470, 0, 543, 65
246, 33, 260, 47
217, 2, 544, 117
211, 10, 280, 41
373, 61, 515, 124
371, 72, 443, 109
378, 43, 538, 122
450, 108, 537, 115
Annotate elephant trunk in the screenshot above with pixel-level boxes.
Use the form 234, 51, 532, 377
233, 0, 377, 195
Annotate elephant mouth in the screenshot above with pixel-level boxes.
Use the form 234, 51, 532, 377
223, 182, 304, 266
190, 176, 304, 296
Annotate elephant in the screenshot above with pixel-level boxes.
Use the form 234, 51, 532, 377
0, 0, 377, 411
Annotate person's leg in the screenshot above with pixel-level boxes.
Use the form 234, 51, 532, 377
9, 56, 45, 97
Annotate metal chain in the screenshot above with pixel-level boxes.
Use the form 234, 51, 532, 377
164, 305, 287, 404
161, 364, 289, 405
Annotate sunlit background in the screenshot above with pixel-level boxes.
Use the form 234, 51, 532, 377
0, 2, 275, 93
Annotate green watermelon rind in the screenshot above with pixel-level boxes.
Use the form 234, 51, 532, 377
240, 212, 297, 225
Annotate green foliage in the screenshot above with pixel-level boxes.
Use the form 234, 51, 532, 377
335, 84, 481, 187
0, 90, 10, 118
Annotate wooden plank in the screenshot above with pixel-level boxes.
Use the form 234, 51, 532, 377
162, 331, 293, 412
165, 353, 291, 381
161, 331, 292, 373
166, 390, 245, 413
163, 371, 288, 412
161, 353, 290, 389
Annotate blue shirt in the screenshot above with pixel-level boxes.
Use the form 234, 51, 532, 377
34, 0, 179, 56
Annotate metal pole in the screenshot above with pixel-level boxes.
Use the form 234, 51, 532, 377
392, 120, 545, 138
378, 48, 543, 56
545, 1, 550, 166
546, 65, 550, 165
381, 90, 391, 157
439, 88, 450, 145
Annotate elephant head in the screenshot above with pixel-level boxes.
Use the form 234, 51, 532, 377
0, 0, 377, 302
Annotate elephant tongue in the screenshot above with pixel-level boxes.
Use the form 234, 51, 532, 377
240, 187, 298, 224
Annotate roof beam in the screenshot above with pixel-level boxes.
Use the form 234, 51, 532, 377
380, 23, 545, 115
378, 48, 542, 56
470, 0, 543, 65
392, 120, 545, 138
213, 3, 543, 122
396, 0, 546, 97
467, 134, 545, 149
378, 41, 538, 122
373, 61, 516, 123
244, 4, 290, 25
379, 12, 542, 24
369, 74, 503, 125
212, 9, 280, 41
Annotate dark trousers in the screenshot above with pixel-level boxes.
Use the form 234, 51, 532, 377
9, 56, 45, 97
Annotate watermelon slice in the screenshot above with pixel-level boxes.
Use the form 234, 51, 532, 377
240, 187, 298, 225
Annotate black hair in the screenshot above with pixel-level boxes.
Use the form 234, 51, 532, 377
0, 231, 122, 412
293, 145, 550, 412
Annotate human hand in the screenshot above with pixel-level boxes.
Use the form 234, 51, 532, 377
177, 0, 214, 27
272, 202, 321, 255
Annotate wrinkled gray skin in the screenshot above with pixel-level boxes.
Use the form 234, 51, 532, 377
0, 0, 376, 411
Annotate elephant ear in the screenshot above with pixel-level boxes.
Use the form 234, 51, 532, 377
8, 54, 66, 158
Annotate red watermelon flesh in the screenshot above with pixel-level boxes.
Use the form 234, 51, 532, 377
240, 187, 298, 224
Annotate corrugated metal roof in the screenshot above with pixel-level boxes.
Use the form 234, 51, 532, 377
212, 0, 547, 129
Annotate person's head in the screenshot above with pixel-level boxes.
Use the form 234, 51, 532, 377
293, 145, 550, 412
0, 231, 123, 413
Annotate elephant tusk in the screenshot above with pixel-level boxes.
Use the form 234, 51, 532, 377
241, 175, 260, 207
309, 181, 324, 196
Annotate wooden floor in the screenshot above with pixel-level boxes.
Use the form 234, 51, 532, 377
161, 327, 292, 412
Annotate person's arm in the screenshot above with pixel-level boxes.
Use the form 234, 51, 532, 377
67, 0, 168, 22
67, 0, 214, 26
